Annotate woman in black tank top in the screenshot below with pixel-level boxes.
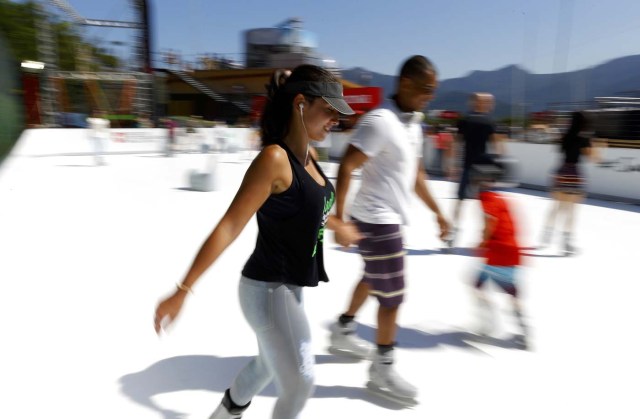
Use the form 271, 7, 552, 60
540, 111, 601, 255
154, 65, 360, 419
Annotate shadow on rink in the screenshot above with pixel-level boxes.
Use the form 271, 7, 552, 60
333, 246, 478, 257
55, 163, 101, 168
352, 323, 521, 353
120, 354, 410, 419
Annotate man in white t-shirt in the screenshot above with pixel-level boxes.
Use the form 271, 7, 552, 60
329, 55, 449, 405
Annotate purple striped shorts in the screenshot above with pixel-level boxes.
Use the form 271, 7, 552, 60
353, 219, 405, 307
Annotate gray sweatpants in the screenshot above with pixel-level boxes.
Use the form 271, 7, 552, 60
230, 276, 315, 419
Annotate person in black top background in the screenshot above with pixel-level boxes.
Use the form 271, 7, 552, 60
154, 65, 360, 419
448, 93, 504, 247
540, 111, 600, 255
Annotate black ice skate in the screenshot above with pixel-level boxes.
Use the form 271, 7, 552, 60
209, 389, 250, 419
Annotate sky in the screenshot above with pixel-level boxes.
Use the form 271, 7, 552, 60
46, 0, 640, 80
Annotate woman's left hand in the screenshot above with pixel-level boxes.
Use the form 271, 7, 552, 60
334, 220, 363, 248
154, 291, 187, 334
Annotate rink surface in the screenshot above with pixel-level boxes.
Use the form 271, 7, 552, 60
1, 136, 639, 419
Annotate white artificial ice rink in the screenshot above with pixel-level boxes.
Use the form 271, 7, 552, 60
1, 130, 639, 419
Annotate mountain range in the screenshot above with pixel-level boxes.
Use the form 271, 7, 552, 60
341, 55, 640, 118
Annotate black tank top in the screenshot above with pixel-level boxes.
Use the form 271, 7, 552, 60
242, 143, 335, 287
561, 135, 590, 164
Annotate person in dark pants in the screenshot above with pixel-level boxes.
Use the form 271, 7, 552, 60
154, 65, 359, 419
447, 93, 504, 247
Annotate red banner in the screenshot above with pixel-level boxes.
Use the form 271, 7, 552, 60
250, 95, 267, 124
343, 87, 383, 113
439, 110, 460, 120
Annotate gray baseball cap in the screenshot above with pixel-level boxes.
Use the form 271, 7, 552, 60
285, 81, 355, 115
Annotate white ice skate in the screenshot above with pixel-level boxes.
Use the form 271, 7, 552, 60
538, 227, 553, 249
473, 297, 495, 337
328, 321, 373, 360
563, 241, 578, 256
209, 389, 249, 419
474, 316, 495, 337
366, 350, 418, 407
513, 333, 529, 350
562, 232, 579, 256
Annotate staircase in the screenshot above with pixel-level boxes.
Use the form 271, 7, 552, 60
168, 69, 251, 113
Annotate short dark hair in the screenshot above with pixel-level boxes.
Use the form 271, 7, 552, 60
399, 55, 436, 79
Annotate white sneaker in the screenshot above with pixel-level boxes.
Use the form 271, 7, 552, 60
328, 321, 373, 360
367, 349, 418, 403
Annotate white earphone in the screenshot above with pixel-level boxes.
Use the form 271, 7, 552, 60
298, 101, 310, 163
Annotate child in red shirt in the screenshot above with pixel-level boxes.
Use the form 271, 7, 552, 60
470, 160, 528, 350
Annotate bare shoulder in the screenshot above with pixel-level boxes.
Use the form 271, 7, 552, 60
255, 144, 289, 168
250, 144, 292, 192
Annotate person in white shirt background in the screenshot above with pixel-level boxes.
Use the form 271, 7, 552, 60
86, 110, 110, 166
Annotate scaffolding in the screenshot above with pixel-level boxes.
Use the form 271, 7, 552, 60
36, 2, 58, 125
36, 0, 153, 124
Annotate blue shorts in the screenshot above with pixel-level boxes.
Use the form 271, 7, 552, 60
475, 265, 518, 296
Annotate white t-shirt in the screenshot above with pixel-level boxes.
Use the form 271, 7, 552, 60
87, 117, 110, 139
349, 100, 424, 225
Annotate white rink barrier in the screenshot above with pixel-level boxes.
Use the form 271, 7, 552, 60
501, 141, 640, 203
329, 131, 640, 203
11, 127, 257, 157
11, 128, 640, 203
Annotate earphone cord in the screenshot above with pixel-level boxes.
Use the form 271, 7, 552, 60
300, 108, 310, 165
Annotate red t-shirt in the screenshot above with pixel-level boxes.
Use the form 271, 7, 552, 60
479, 191, 521, 266
434, 132, 453, 150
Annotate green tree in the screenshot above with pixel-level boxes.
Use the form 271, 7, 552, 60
0, 29, 23, 162
0, 0, 39, 62
0, 0, 119, 71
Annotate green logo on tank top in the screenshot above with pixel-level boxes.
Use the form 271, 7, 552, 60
312, 191, 335, 257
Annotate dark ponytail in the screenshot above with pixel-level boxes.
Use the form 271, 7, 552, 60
260, 65, 339, 146
560, 111, 587, 151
